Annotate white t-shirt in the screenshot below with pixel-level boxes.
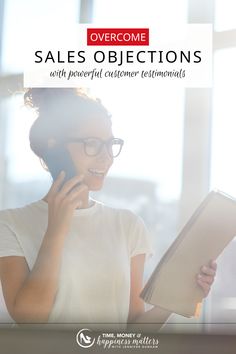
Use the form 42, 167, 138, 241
0, 199, 154, 330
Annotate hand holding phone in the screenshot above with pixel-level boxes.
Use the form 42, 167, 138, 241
46, 172, 89, 238
42, 145, 89, 237
42, 145, 78, 184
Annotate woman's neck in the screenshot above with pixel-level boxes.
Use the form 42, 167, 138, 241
42, 190, 92, 209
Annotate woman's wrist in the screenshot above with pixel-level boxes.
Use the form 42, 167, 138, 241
45, 227, 67, 242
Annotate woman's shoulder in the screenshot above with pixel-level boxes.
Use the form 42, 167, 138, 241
0, 200, 46, 225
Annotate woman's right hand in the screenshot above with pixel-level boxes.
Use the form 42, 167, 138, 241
46, 171, 88, 238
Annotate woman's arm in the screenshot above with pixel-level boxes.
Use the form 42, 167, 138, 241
0, 230, 66, 323
0, 172, 87, 323
127, 254, 172, 332
127, 254, 145, 323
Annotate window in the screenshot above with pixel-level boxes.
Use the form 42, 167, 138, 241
210, 48, 236, 196
93, 0, 188, 26
215, 0, 236, 31
207, 6, 236, 328
2, 0, 80, 74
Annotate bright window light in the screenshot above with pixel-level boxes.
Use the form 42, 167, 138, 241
215, 0, 236, 31
210, 48, 236, 197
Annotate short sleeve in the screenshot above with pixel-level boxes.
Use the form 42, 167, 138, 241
0, 222, 24, 257
128, 214, 155, 259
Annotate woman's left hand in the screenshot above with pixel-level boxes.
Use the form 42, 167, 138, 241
197, 260, 217, 297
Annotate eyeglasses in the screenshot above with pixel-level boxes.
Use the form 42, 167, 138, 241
64, 137, 124, 158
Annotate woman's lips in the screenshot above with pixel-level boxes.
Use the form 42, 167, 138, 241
88, 168, 106, 177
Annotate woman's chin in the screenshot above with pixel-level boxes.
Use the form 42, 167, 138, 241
90, 184, 104, 191
87, 178, 105, 191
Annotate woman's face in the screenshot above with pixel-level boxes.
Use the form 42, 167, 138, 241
66, 116, 114, 191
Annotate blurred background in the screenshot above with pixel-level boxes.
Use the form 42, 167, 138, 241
0, 0, 236, 334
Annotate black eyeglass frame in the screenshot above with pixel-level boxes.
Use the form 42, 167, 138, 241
62, 137, 124, 158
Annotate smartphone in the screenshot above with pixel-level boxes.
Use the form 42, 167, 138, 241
42, 146, 78, 184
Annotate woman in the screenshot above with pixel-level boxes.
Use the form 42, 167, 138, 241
0, 88, 216, 331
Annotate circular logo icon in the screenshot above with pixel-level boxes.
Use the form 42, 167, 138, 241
76, 328, 96, 348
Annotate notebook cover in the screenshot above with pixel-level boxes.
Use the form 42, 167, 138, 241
140, 190, 236, 317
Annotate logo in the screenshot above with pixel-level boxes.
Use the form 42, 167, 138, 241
76, 328, 96, 348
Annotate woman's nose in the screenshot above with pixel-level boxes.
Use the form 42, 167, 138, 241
97, 144, 113, 161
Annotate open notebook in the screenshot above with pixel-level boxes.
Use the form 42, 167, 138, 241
140, 190, 236, 317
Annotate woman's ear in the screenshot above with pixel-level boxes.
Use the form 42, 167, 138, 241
47, 138, 56, 149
